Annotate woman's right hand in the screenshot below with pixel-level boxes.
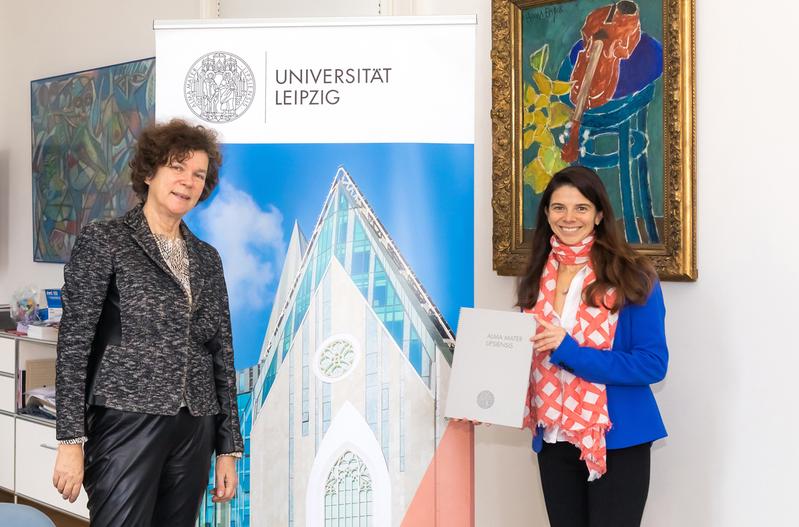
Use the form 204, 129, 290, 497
52, 443, 84, 502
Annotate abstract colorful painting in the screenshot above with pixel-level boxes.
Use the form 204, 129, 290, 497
520, 0, 663, 244
492, 0, 696, 280
31, 57, 155, 262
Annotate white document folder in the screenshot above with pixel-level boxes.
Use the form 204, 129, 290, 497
445, 307, 535, 428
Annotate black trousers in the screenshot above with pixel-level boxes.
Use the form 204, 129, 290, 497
82, 406, 215, 527
537, 441, 651, 527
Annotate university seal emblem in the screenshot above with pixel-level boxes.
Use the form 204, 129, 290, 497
477, 390, 495, 410
184, 51, 255, 123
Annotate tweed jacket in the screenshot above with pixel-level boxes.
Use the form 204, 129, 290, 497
56, 204, 243, 454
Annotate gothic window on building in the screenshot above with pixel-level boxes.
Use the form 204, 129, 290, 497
315, 334, 360, 383
324, 450, 373, 526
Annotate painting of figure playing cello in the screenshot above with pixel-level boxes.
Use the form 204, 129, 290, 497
492, 0, 696, 280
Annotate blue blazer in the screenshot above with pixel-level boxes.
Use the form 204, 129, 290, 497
545, 282, 668, 450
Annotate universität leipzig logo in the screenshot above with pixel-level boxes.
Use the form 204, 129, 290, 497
184, 51, 255, 123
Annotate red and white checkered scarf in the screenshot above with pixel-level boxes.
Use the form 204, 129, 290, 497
523, 235, 618, 480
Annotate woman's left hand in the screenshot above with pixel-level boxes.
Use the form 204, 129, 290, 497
531, 316, 567, 353
212, 455, 238, 503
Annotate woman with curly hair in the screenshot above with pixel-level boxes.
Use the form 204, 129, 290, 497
53, 119, 243, 526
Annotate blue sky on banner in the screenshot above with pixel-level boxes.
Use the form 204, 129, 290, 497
185, 143, 474, 369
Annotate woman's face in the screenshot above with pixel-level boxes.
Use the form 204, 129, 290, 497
145, 150, 208, 218
545, 184, 602, 245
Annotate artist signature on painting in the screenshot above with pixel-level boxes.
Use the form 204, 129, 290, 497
524, 5, 564, 24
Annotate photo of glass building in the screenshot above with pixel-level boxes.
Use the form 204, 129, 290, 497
197, 366, 259, 527
249, 167, 458, 525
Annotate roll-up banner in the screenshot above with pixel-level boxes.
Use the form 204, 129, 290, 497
155, 17, 475, 526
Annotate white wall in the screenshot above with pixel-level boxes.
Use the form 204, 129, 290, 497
644, 1, 799, 524
220, 0, 380, 17
390, 1, 799, 525
0, 7, 11, 299
0, 0, 208, 301
2, 1, 798, 526
465, 0, 799, 526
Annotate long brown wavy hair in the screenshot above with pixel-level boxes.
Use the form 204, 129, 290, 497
517, 166, 656, 312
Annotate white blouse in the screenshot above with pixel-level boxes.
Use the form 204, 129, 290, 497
542, 265, 589, 444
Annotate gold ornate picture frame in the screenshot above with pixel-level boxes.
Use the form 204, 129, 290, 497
491, 0, 696, 280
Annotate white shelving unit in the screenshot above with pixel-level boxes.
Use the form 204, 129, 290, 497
0, 333, 89, 521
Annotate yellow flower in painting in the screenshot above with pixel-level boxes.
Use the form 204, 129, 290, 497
524, 157, 551, 194
533, 109, 548, 128
549, 102, 572, 129
523, 109, 536, 128
533, 71, 552, 96
538, 145, 569, 176
522, 44, 573, 194
534, 93, 550, 110
533, 127, 555, 148
530, 43, 549, 73
551, 80, 571, 96
523, 129, 536, 149
524, 84, 537, 108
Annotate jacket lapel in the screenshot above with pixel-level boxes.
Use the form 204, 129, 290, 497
182, 225, 206, 310
124, 205, 198, 305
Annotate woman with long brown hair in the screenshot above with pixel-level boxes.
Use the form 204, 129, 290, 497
519, 165, 668, 527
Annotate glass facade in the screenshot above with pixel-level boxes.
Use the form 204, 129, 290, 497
365, 315, 379, 438
197, 387, 253, 527
247, 172, 454, 525
289, 326, 296, 526
302, 322, 310, 437
350, 219, 371, 297
254, 176, 445, 417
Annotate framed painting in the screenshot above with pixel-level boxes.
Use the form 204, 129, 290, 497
31, 57, 155, 263
491, 0, 696, 280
